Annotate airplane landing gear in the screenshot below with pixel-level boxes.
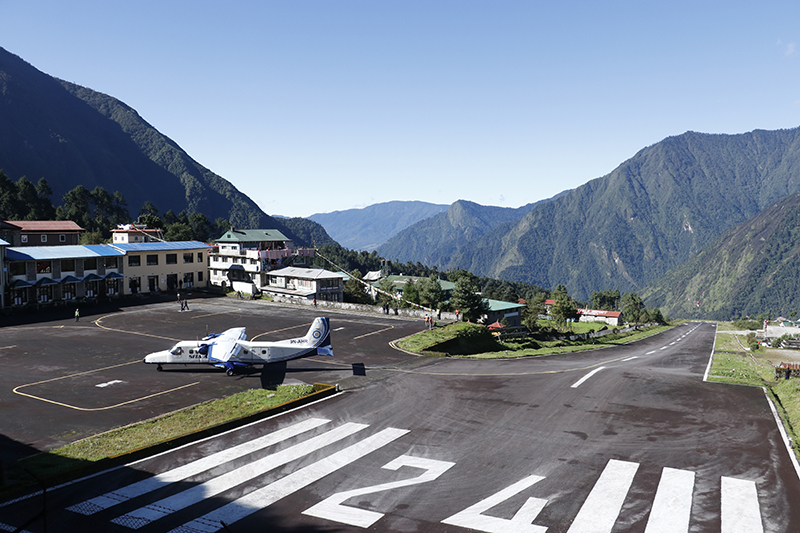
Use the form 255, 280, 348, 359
226, 368, 235, 376
157, 364, 163, 372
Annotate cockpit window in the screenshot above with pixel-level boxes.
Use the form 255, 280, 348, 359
170, 346, 183, 355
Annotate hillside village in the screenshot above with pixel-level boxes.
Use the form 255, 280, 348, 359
0, 220, 633, 330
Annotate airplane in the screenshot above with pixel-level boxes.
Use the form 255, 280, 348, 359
143, 317, 333, 376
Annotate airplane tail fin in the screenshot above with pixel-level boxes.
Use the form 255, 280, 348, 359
305, 317, 333, 357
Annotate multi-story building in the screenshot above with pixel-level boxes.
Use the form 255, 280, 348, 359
111, 241, 210, 294
208, 228, 314, 293
262, 266, 345, 303
1, 220, 84, 246
3, 241, 210, 308
5, 244, 125, 306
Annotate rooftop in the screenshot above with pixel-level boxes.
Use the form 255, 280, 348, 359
6, 245, 125, 261
111, 241, 211, 252
268, 267, 346, 280
4, 220, 85, 232
216, 228, 290, 243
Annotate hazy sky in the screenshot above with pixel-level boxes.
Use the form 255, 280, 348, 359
4, 1, 800, 217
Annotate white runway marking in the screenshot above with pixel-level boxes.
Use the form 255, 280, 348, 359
442, 474, 548, 533
112, 422, 368, 528
68, 417, 329, 515
566, 459, 639, 533
660, 346, 668, 350
96, 380, 124, 388
622, 356, 638, 362
646, 350, 656, 355
173, 427, 410, 533
644, 467, 695, 533
721, 477, 763, 533
570, 367, 606, 388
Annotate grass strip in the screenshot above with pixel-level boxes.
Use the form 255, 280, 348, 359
397, 321, 674, 359
5, 384, 317, 493
709, 332, 799, 461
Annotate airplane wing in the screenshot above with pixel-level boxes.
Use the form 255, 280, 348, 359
207, 328, 246, 363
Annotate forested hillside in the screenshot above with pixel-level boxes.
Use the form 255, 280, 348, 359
0, 47, 333, 247
377, 200, 542, 264
381, 128, 800, 300
642, 193, 800, 319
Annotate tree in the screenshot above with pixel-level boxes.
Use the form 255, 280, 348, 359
590, 289, 620, 310
450, 276, 489, 322
164, 222, 194, 241
188, 212, 214, 242
57, 185, 93, 230
421, 276, 447, 310
402, 279, 421, 307
343, 271, 372, 304
621, 292, 645, 323
523, 292, 547, 332
0, 170, 19, 219
551, 290, 579, 330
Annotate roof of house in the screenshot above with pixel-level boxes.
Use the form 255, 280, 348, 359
6, 245, 126, 261
377, 275, 456, 291
484, 298, 527, 312
577, 308, 622, 318
4, 220, 85, 232
0, 238, 8, 246
111, 241, 211, 252
268, 267, 346, 280
215, 228, 290, 243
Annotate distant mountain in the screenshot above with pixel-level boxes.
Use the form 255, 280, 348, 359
378, 128, 800, 300
642, 193, 800, 320
377, 199, 543, 264
309, 201, 448, 250
0, 47, 334, 246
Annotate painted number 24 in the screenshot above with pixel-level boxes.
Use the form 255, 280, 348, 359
302, 454, 547, 531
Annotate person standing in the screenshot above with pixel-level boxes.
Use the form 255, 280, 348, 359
74, 308, 80, 322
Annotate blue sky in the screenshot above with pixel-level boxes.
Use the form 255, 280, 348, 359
3, 1, 800, 217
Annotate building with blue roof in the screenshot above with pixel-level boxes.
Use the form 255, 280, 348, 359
3, 240, 211, 308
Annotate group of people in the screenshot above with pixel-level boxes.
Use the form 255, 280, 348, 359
177, 292, 190, 312
424, 315, 437, 330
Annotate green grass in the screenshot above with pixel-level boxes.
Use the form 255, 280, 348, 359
397, 322, 674, 359
6, 385, 315, 490
709, 331, 799, 460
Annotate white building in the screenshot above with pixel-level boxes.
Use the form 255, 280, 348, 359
111, 224, 164, 244
262, 267, 345, 302
208, 228, 314, 294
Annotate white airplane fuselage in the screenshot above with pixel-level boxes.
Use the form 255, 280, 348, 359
143, 318, 332, 375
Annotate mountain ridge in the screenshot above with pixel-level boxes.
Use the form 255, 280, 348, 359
0, 46, 334, 246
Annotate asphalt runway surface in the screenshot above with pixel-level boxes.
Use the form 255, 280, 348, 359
1, 303, 799, 532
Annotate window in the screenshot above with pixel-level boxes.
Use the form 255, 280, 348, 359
84, 257, 98, 270
197, 252, 203, 262
128, 255, 141, 267
21, 235, 28, 243
183, 272, 194, 285
61, 259, 76, 272
103, 257, 116, 269
59, 234, 66, 242
36, 261, 51, 274
198, 271, 204, 282
41, 235, 47, 242
146, 254, 159, 266
183, 253, 194, 263
166, 253, 177, 265
9, 262, 25, 276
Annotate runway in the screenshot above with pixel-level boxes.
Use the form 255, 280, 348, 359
1, 303, 798, 531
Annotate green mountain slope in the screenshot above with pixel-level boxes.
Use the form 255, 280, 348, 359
0, 47, 334, 246
385, 128, 800, 299
309, 201, 448, 250
377, 200, 539, 264
642, 193, 800, 319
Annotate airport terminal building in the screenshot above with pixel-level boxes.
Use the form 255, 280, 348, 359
2, 240, 210, 309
